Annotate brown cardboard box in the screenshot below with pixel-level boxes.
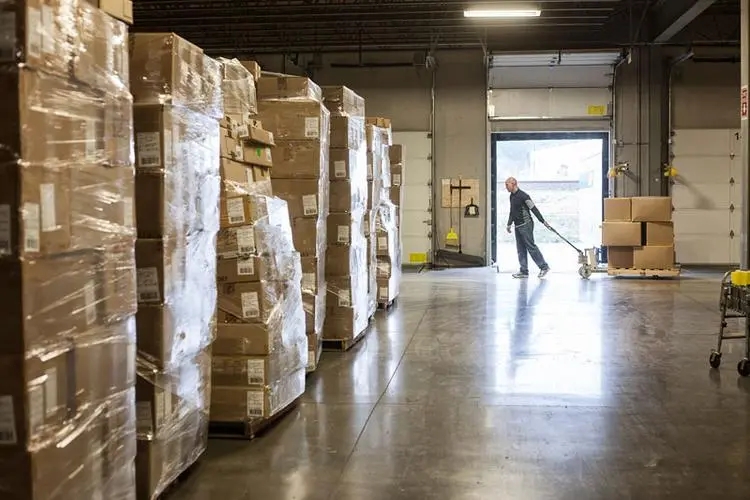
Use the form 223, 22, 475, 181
136, 305, 212, 368
389, 145, 404, 165
292, 217, 326, 257
220, 133, 244, 161
272, 179, 325, 219
329, 180, 368, 214
135, 238, 174, 304
330, 147, 369, 181
134, 170, 173, 238
257, 101, 329, 142
211, 369, 306, 422
376, 278, 398, 304
220, 159, 272, 197
607, 247, 634, 269
89, 0, 134, 24
327, 213, 364, 246
243, 145, 273, 168
220, 194, 272, 228
390, 186, 403, 206
322, 86, 365, 117
239, 60, 262, 82
633, 245, 674, 269
133, 104, 175, 169
646, 222, 674, 246
212, 347, 305, 387
216, 257, 265, 284
391, 164, 403, 187
301, 256, 324, 295
214, 323, 287, 356
326, 245, 367, 277
631, 197, 672, 222
98, 242, 138, 323
601, 222, 641, 247
330, 116, 366, 149
604, 198, 632, 222
75, 2, 130, 93
257, 76, 322, 102
218, 281, 281, 324
271, 140, 328, 179
303, 289, 326, 335
246, 125, 275, 147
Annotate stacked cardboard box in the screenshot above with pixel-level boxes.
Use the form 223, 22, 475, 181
0, 1, 137, 498
322, 87, 370, 342
603, 197, 675, 270
257, 76, 330, 370
211, 59, 308, 424
130, 33, 223, 499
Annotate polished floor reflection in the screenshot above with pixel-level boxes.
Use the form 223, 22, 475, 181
173, 269, 750, 499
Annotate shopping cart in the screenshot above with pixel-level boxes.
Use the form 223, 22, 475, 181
709, 271, 750, 376
546, 225, 605, 280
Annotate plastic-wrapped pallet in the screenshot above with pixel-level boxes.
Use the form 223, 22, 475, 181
0, 1, 137, 498
130, 32, 222, 500
375, 201, 402, 305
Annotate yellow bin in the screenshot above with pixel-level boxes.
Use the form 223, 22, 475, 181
732, 270, 750, 286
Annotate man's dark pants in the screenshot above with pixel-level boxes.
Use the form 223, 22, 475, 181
515, 222, 549, 275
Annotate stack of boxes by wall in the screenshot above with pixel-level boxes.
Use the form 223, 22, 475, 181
257, 76, 331, 371
603, 197, 676, 270
385, 145, 405, 299
130, 33, 222, 498
367, 119, 401, 306
322, 87, 371, 343
211, 59, 308, 426
0, 1, 137, 497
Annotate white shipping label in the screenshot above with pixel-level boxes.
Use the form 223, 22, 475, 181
246, 359, 266, 385
379, 286, 389, 301
226, 197, 246, 224
334, 160, 347, 178
0, 396, 17, 444
307, 351, 315, 370
41, 5, 56, 55
377, 236, 388, 251
302, 272, 316, 291
123, 197, 134, 228
163, 130, 173, 167
246, 391, 264, 418
0, 205, 10, 255
234, 144, 244, 161
0, 12, 16, 61
26, 8, 41, 59
338, 289, 352, 307
304, 117, 320, 138
137, 267, 161, 303
84, 280, 96, 325
44, 368, 57, 418
154, 391, 165, 430
23, 202, 40, 253
40, 184, 56, 232
302, 194, 318, 216
136, 132, 162, 167
28, 385, 44, 435
337, 225, 350, 244
136, 402, 153, 435
235, 124, 249, 139
265, 149, 272, 162
241, 292, 260, 318
164, 386, 173, 421
236, 227, 256, 254
393, 173, 402, 186
237, 257, 255, 276
377, 262, 391, 276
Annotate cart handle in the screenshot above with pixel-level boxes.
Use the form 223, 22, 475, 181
546, 225, 584, 254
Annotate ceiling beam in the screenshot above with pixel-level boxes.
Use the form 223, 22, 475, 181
651, 0, 718, 42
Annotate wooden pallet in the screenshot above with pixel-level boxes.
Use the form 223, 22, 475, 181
608, 267, 681, 278
322, 325, 369, 352
377, 297, 397, 311
208, 397, 301, 440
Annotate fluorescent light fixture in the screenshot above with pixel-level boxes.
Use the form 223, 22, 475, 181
464, 7, 541, 18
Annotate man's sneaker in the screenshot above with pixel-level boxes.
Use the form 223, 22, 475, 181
538, 268, 550, 278
512, 272, 529, 279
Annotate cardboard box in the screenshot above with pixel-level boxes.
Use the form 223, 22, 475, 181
216, 220, 295, 260
212, 347, 306, 387
391, 164, 403, 187
301, 256, 324, 295
633, 245, 674, 269
303, 289, 326, 335
271, 179, 327, 219
330, 116, 366, 149
646, 222, 674, 246
75, 2, 130, 93
390, 186, 403, 206
327, 213, 365, 246
330, 147, 368, 181
604, 197, 631, 222
246, 125, 275, 147
292, 217, 326, 257
257, 76, 322, 102
607, 247, 634, 269
326, 244, 367, 277
97, 242, 138, 324
217, 252, 301, 284
89, 0, 134, 24
214, 319, 308, 357
243, 144, 273, 168
329, 180, 368, 214
218, 281, 281, 324
135, 238, 174, 304
601, 222, 641, 247
631, 197, 672, 222
376, 277, 398, 303
322, 86, 365, 117
220, 133, 244, 161
211, 368, 306, 421
220, 194, 274, 229
238, 60, 262, 82
389, 145, 404, 165
220, 158, 272, 197
257, 101, 329, 142
270, 140, 329, 179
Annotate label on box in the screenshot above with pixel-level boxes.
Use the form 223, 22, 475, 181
227, 197, 246, 224
28, 385, 43, 435
334, 160, 347, 178
0, 13, 16, 60
337, 225, 350, 244
377, 262, 391, 277
136, 402, 153, 434
378, 286, 388, 301
246, 391, 264, 418
26, 8, 41, 59
246, 359, 265, 385
237, 257, 255, 276
241, 292, 260, 318
302, 194, 318, 216
235, 123, 249, 139
137, 267, 161, 303
40, 183, 56, 232
338, 289, 352, 307
302, 272, 316, 292
305, 118, 320, 139
41, 5, 56, 55
123, 197, 134, 228
377, 236, 388, 251
0, 396, 16, 444
154, 390, 165, 430
84, 280, 96, 325
234, 144, 244, 161
44, 368, 57, 418
136, 132, 161, 167
307, 351, 315, 370
236, 227, 255, 254
0, 205, 10, 255
23, 202, 40, 253
163, 130, 173, 167
393, 173, 402, 186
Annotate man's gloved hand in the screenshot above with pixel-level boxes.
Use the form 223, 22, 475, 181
506, 225, 512, 234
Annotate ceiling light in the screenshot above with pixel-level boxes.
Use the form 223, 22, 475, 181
464, 7, 542, 18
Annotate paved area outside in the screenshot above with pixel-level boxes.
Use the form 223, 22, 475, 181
173, 268, 750, 499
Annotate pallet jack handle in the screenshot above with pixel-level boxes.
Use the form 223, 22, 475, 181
545, 224, 584, 255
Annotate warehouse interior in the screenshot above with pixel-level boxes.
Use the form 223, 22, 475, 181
5, 0, 750, 499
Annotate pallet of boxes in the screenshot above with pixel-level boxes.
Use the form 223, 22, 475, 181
130, 33, 223, 498
367, 118, 401, 309
256, 75, 330, 369
320, 86, 371, 350
386, 144, 404, 298
209, 59, 308, 437
0, 1, 137, 498
603, 196, 680, 277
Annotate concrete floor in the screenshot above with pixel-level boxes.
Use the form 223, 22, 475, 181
173, 268, 750, 500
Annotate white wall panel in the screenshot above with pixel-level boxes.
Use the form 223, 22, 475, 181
489, 88, 610, 120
